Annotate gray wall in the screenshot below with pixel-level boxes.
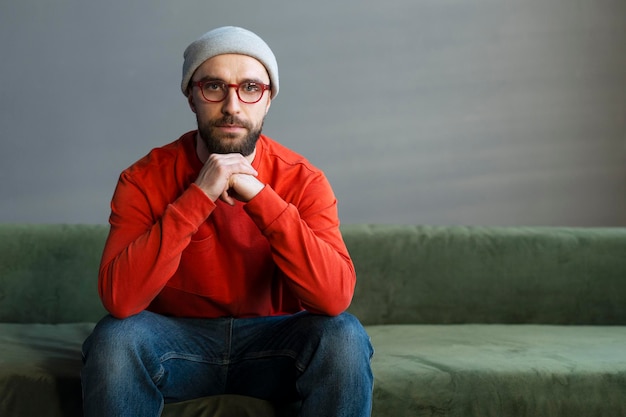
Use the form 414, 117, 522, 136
1, 0, 625, 226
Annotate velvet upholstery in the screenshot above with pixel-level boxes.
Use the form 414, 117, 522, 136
1, 224, 625, 416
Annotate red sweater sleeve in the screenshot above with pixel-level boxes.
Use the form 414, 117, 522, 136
99, 173, 214, 318
245, 180, 356, 316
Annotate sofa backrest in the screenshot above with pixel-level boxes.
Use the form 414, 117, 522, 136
0, 224, 108, 323
344, 224, 626, 325
2, 224, 625, 325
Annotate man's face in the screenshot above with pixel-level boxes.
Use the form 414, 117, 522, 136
188, 54, 272, 157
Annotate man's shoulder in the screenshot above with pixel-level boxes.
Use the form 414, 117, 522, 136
259, 135, 321, 173
123, 131, 196, 177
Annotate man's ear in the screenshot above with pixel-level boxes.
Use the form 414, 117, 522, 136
187, 93, 197, 113
264, 97, 272, 115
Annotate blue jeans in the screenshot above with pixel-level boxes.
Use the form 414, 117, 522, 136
81, 311, 373, 417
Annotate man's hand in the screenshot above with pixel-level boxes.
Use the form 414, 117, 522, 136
194, 153, 264, 205
227, 173, 265, 204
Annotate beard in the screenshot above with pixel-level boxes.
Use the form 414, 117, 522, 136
197, 115, 263, 157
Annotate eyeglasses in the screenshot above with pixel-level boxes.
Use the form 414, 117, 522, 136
192, 80, 271, 104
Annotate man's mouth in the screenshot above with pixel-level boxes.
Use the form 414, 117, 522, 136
217, 124, 245, 132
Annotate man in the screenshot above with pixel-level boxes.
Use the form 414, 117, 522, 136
81, 26, 373, 417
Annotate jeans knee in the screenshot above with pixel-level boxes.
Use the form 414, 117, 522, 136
82, 312, 167, 385
86, 314, 131, 347
83, 312, 157, 364
307, 313, 373, 366
295, 312, 373, 400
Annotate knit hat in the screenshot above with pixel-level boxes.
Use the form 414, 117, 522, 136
181, 26, 279, 98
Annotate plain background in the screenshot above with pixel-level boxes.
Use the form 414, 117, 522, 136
1, 0, 625, 226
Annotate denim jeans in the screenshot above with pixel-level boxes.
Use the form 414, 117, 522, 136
81, 310, 373, 417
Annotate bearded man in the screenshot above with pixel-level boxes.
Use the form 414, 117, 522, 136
80, 26, 374, 417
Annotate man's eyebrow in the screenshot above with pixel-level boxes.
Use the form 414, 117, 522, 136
195, 76, 224, 83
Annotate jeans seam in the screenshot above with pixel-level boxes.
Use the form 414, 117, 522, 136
152, 364, 165, 385
159, 352, 227, 365
236, 350, 298, 361
232, 350, 304, 373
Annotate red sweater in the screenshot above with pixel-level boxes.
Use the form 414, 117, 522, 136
99, 131, 355, 319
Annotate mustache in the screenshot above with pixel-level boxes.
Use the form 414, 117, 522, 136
210, 116, 252, 129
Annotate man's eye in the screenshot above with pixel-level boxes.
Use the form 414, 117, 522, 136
205, 82, 223, 91
242, 83, 261, 92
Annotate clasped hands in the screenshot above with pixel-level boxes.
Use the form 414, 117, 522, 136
194, 153, 264, 206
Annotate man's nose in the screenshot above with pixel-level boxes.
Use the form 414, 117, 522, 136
221, 86, 241, 114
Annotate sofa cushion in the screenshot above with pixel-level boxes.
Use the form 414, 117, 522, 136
0, 323, 296, 417
0, 224, 108, 323
344, 225, 626, 325
162, 395, 299, 417
0, 323, 91, 416
3, 322, 626, 417
368, 324, 626, 417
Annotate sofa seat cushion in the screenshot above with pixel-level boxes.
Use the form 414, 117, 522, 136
0, 323, 91, 416
3, 323, 626, 417
0, 323, 295, 417
368, 324, 626, 417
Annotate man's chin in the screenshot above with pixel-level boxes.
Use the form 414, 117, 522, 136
198, 116, 264, 156
201, 134, 257, 156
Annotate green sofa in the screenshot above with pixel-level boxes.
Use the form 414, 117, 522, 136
1, 224, 625, 416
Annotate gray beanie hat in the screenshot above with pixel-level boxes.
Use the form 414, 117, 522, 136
181, 26, 279, 98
